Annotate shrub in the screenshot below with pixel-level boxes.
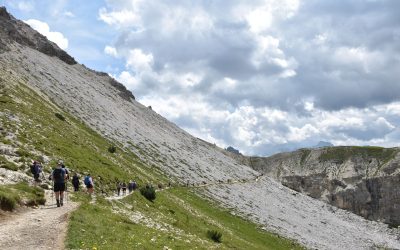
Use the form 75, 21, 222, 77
0, 156, 18, 171
55, 113, 66, 121
207, 230, 222, 243
140, 185, 156, 202
0, 191, 19, 211
108, 145, 117, 153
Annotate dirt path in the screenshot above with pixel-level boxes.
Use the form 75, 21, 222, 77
0, 190, 78, 250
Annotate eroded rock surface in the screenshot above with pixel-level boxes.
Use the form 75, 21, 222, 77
234, 147, 400, 226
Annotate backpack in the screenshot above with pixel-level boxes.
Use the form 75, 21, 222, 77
72, 175, 79, 184
84, 176, 91, 185
62, 165, 70, 180
53, 168, 64, 183
30, 164, 36, 174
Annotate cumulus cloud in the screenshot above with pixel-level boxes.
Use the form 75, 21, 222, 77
104, 45, 118, 57
24, 19, 68, 50
101, 0, 400, 155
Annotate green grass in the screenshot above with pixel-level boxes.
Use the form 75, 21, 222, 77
318, 146, 398, 166
300, 149, 311, 166
0, 182, 45, 210
66, 188, 303, 250
0, 155, 19, 171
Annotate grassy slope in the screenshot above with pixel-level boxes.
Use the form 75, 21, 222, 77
0, 182, 45, 210
318, 146, 398, 169
0, 69, 302, 249
67, 188, 300, 250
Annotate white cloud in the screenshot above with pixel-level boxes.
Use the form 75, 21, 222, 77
104, 46, 118, 57
24, 19, 68, 50
246, 8, 273, 33
117, 71, 140, 90
98, 7, 141, 28
126, 49, 154, 72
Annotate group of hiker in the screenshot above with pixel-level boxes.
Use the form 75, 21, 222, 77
116, 180, 137, 196
30, 159, 144, 207
30, 159, 94, 207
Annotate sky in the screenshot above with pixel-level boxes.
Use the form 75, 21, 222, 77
1, 0, 400, 156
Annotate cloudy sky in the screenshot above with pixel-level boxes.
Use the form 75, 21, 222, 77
2, 0, 400, 156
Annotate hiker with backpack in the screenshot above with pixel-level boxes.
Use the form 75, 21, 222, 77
128, 180, 134, 193
84, 173, 94, 195
116, 182, 122, 196
72, 173, 80, 192
30, 160, 42, 182
122, 182, 127, 195
51, 161, 67, 207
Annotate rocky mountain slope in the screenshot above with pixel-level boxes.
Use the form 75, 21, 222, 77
234, 146, 400, 227
1, 7, 400, 249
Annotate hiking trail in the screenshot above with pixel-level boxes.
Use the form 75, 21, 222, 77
0, 190, 78, 250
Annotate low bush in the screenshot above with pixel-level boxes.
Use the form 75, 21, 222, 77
140, 185, 156, 202
207, 229, 222, 243
108, 145, 117, 153
0, 189, 20, 211
55, 112, 66, 121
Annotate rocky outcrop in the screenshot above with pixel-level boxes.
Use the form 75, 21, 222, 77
236, 146, 400, 226
0, 7, 76, 65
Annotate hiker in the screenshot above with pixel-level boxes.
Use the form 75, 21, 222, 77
51, 161, 67, 207
59, 160, 69, 180
30, 160, 42, 182
116, 182, 122, 196
128, 180, 134, 193
84, 173, 94, 195
71, 173, 80, 192
122, 182, 127, 195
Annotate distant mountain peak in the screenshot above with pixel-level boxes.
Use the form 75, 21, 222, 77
314, 141, 334, 148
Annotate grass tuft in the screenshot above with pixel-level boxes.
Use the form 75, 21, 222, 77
0, 182, 45, 211
207, 229, 222, 243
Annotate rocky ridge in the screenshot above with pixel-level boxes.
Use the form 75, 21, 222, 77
233, 146, 400, 227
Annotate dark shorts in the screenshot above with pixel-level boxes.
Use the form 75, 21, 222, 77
54, 183, 65, 192
86, 184, 93, 189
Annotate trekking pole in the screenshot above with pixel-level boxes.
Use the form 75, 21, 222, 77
52, 180, 54, 205
65, 182, 68, 204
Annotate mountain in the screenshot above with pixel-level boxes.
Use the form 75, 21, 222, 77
235, 146, 400, 227
1, 7, 400, 249
313, 141, 334, 148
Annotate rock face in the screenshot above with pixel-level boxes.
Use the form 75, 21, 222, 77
234, 146, 400, 226
0, 7, 76, 65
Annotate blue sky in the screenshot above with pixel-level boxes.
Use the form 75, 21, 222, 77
2, 0, 400, 156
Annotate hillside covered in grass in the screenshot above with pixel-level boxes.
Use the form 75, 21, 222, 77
0, 66, 301, 249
